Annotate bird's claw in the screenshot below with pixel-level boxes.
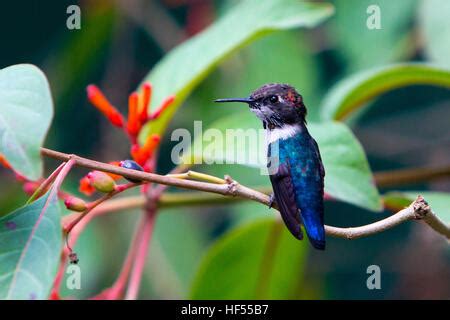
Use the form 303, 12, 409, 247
268, 193, 276, 209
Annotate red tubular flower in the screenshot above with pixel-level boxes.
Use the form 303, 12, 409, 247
130, 144, 142, 165
106, 161, 123, 180
79, 176, 95, 196
141, 134, 161, 154
49, 290, 60, 300
127, 92, 140, 136
14, 173, 28, 183
139, 83, 152, 123
139, 134, 161, 165
130, 134, 161, 166
87, 85, 124, 128
0, 154, 11, 169
149, 95, 175, 120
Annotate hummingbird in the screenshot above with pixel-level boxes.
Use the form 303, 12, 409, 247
215, 83, 326, 250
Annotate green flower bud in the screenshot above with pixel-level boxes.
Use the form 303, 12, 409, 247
87, 171, 116, 193
64, 196, 88, 212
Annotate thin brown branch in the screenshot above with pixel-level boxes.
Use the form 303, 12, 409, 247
42, 148, 450, 241
374, 164, 450, 187
41, 148, 250, 197
326, 195, 450, 240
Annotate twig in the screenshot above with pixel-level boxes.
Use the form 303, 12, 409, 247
42, 148, 450, 240
73, 193, 450, 241
41, 148, 269, 201
325, 195, 450, 240
374, 164, 450, 187
166, 170, 226, 184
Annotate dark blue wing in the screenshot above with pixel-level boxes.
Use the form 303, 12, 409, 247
269, 162, 303, 240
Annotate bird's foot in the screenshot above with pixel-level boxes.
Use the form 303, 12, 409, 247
268, 193, 277, 209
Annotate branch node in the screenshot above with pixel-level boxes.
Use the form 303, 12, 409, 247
224, 175, 238, 196
413, 195, 431, 220
346, 228, 355, 240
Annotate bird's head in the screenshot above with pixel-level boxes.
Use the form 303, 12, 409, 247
215, 83, 307, 129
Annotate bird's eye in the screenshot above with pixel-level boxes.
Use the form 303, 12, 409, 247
269, 95, 278, 103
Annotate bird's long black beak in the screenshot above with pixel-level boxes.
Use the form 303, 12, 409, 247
214, 97, 254, 104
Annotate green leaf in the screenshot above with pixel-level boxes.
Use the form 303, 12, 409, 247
139, 0, 333, 139
0, 64, 54, 180
384, 191, 450, 223
147, 209, 208, 298
181, 112, 381, 211
419, 0, 450, 68
320, 63, 450, 121
329, 0, 417, 72
227, 31, 321, 120
310, 122, 381, 211
190, 218, 308, 299
0, 191, 62, 300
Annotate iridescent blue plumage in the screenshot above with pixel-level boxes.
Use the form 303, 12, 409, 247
269, 128, 325, 250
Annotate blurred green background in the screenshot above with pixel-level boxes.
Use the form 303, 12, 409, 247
0, 0, 449, 299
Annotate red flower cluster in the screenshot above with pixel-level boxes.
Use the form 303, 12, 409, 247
87, 83, 174, 141
79, 83, 175, 196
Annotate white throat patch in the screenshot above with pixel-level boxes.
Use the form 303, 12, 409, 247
266, 124, 301, 144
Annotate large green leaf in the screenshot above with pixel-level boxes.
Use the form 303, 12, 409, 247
139, 0, 333, 139
329, 0, 417, 72
180, 111, 381, 211
320, 63, 450, 121
384, 191, 450, 223
419, 0, 450, 68
0, 191, 62, 299
227, 31, 321, 120
0, 64, 53, 180
146, 208, 208, 298
190, 218, 308, 299
309, 122, 381, 211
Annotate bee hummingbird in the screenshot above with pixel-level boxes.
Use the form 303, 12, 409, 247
215, 83, 326, 250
